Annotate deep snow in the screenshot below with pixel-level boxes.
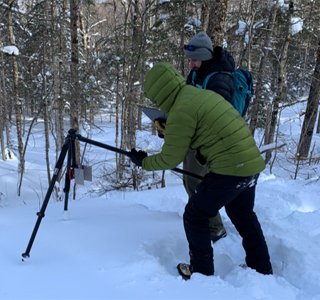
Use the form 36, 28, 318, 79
1, 102, 320, 300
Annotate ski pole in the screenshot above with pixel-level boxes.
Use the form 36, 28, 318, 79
76, 134, 203, 180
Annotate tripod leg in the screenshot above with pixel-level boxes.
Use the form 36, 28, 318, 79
22, 142, 69, 260
63, 141, 73, 215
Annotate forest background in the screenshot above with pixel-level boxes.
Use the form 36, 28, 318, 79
1, 0, 320, 197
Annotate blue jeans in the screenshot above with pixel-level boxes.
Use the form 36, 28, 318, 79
183, 172, 272, 276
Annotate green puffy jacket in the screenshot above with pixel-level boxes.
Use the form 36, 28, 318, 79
142, 62, 265, 177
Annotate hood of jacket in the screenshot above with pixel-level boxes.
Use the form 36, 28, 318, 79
197, 46, 235, 77
144, 62, 186, 114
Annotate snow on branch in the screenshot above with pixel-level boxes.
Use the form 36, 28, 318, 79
0, 1, 26, 14
2, 45, 19, 56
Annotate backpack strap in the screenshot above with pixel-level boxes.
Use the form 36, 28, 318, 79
191, 71, 196, 86
192, 71, 207, 89
202, 71, 232, 89
192, 70, 233, 89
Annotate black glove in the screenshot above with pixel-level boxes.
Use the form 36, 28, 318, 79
130, 148, 148, 167
157, 129, 164, 139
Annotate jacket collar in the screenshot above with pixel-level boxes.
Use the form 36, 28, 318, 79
196, 46, 235, 78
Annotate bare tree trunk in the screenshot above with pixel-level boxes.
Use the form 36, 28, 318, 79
119, 0, 131, 171
50, 0, 64, 153
299, 44, 309, 97
249, 0, 278, 136
115, 71, 120, 170
200, 0, 210, 32
178, 0, 187, 76
51, 0, 66, 199
42, 39, 51, 186
5, 116, 10, 158
70, 0, 80, 165
79, 8, 88, 53
297, 36, 320, 158
206, 0, 229, 47
6, 1, 25, 195
0, 46, 7, 161
79, 6, 88, 120
127, 94, 137, 149
113, 0, 120, 172
126, 0, 142, 150
70, 0, 81, 200
264, 0, 294, 164
237, 22, 248, 68
56, 0, 66, 154
247, 0, 258, 72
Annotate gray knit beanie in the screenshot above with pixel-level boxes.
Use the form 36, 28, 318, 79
185, 32, 213, 61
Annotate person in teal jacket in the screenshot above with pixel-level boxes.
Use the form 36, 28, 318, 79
130, 62, 272, 279
183, 31, 236, 242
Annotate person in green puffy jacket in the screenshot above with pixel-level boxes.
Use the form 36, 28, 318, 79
130, 62, 272, 279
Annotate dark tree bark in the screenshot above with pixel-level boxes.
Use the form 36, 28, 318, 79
297, 37, 320, 158
249, 0, 278, 136
264, 0, 294, 164
70, 0, 80, 165
0, 45, 6, 161
207, 0, 229, 47
6, 0, 25, 195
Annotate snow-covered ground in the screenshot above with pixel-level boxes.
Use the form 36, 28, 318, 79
1, 102, 320, 300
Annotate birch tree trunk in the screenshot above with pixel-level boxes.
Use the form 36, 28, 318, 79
249, 0, 279, 136
264, 0, 294, 164
297, 36, 320, 158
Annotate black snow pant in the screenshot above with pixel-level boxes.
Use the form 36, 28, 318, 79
183, 148, 225, 237
183, 172, 272, 276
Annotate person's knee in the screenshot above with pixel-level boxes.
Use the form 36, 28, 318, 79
184, 201, 205, 224
183, 202, 195, 221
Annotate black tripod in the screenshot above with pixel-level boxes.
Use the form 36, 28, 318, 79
22, 128, 202, 260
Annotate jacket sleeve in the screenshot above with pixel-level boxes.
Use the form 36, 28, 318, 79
142, 110, 196, 171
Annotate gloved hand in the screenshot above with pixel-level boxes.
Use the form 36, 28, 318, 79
130, 148, 148, 167
153, 118, 166, 138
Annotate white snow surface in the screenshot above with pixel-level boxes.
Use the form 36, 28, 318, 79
1, 102, 320, 300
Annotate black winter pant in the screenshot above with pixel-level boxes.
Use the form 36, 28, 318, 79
183, 172, 272, 276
